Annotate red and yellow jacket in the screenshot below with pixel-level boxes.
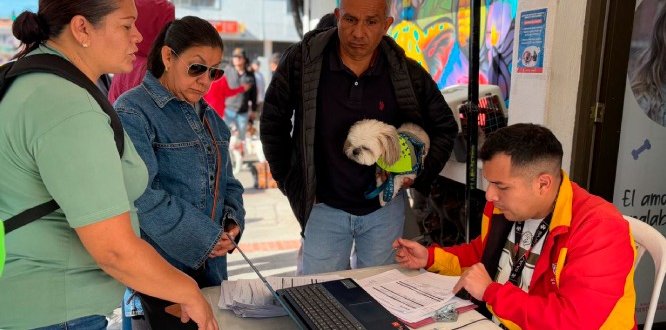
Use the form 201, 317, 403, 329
425, 174, 637, 329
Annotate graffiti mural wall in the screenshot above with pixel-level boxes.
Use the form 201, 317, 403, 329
388, 0, 517, 103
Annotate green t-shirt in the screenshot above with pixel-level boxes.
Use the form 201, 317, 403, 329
0, 45, 148, 329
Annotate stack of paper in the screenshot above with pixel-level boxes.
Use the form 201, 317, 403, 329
356, 269, 472, 325
218, 275, 342, 318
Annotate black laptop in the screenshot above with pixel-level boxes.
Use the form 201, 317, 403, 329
275, 277, 408, 330
226, 233, 408, 330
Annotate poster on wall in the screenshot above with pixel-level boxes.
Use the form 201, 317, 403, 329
613, 0, 666, 323
516, 8, 546, 74
386, 0, 518, 104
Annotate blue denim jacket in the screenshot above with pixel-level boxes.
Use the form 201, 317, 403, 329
115, 72, 245, 285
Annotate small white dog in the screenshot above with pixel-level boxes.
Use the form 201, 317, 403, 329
344, 119, 430, 205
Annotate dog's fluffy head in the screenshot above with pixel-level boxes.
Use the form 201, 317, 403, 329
344, 119, 401, 166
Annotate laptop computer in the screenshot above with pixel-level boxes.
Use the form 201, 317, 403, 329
226, 233, 408, 330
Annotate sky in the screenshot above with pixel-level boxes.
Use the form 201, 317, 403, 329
0, 0, 38, 19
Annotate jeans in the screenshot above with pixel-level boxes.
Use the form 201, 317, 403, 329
34, 315, 107, 330
224, 108, 250, 140
302, 191, 406, 275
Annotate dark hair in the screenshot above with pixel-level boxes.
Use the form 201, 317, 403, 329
147, 16, 224, 78
479, 123, 563, 172
12, 0, 120, 59
315, 13, 337, 30
231, 47, 253, 72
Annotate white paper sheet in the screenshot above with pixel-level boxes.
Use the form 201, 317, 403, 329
218, 275, 342, 318
358, 270, 460, 323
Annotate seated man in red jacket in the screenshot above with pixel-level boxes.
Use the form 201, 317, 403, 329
394, 123, 637, 329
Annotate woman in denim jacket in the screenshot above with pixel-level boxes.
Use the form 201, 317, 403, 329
115, 16, 244, 298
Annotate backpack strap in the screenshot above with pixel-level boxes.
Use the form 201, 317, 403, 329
6, 54, 124, 155
2, 54, 125, 234
4, 200, 59, 233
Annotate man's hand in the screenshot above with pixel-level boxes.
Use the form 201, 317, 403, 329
393, 238, 428, 269
209, 224, 241, 258
376, 171, 414, 189
452, 263, 493, 301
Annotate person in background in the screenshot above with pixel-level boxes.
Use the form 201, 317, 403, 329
269, 52, 281, 74
224, 48, 257, 144
114, 15, 245, 327
260, 0, 457, 275
108, 0, 175, 104
203, 75, 248, 119
250, 58, 265, 116
315, 12, 337, 30
0, 1, 217, 329
394, 124, 637, 329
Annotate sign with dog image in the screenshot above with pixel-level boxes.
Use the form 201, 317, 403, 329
517, 8, 547, 74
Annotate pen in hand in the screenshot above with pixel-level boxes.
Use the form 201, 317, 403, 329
392, 238, 429, 269
208, 230, 238, 258
224, 232, 237, 247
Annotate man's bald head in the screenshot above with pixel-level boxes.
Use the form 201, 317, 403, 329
338, 0, 391, 17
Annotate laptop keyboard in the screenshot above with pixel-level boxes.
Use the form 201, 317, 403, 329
285, 284, 365, 330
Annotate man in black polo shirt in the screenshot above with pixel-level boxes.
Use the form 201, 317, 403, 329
260, 0, 458, 275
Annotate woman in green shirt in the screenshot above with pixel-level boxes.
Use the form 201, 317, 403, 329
0, 1, 218, 329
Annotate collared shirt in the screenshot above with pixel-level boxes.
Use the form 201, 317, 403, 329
315, 38, 399, 215
495, 218, 548, 291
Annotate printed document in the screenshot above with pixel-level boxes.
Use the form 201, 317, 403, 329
356, 269, 460, 323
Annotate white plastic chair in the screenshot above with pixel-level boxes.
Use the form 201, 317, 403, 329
624, 215, 666, 330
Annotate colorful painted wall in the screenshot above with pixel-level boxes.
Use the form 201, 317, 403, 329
388, 0, 517, 103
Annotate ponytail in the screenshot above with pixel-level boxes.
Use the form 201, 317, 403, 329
11, 0, 118, 59
12, 11, 50, 59
146, 21, 173, 78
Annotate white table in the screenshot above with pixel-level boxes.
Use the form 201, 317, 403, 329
203, 264, 501, 330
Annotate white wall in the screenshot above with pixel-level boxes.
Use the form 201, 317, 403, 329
509, 0, 587, 173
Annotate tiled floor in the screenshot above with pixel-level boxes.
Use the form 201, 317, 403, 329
226, 166, 302, 279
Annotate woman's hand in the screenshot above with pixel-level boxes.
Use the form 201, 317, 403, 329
178, 292, 219, 330
209, 224, 241, 258
76, 212, 218, 330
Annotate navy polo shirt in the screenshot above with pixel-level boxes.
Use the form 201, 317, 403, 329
314, 40, 399, 216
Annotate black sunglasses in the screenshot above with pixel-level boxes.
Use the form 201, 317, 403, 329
170, 49, 225, 81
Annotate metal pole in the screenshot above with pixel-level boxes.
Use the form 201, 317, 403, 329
465, 0, 481, 243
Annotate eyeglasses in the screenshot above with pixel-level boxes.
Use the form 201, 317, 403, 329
169, 48, 225, 81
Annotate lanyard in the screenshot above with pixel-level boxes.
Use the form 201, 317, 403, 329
508, 214, 552, 286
